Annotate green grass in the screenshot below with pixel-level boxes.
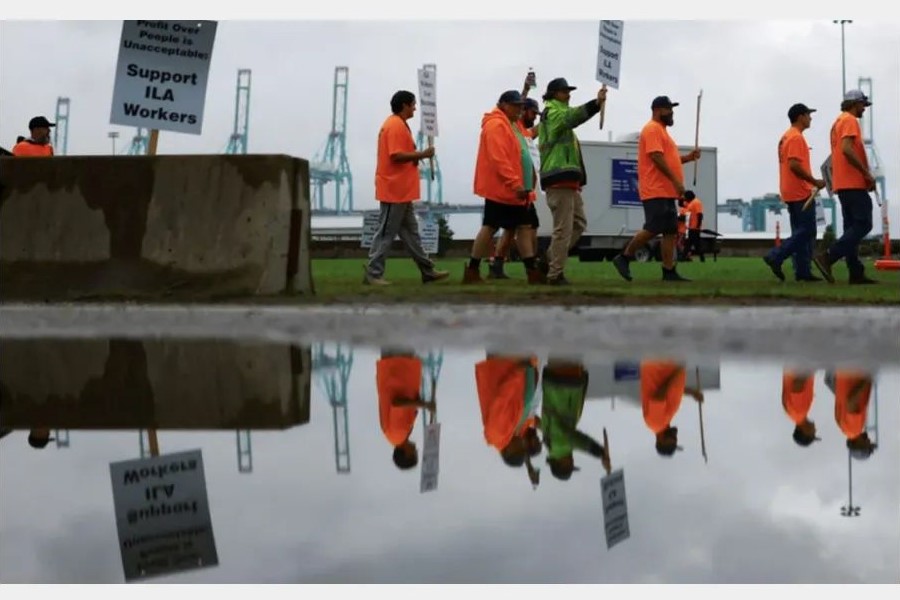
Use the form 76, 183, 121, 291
309, 257, 900, 306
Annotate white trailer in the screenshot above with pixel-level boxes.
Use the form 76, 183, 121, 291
534, 138, 720, 262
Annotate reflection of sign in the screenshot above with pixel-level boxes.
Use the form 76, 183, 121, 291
611, 159, 640, 207
419, 215, 440, 255
417, 66, 438, 137
613, 362, 640, 382
109, 449, 218, 582
815, 199, 826, 227
596, 21, 624, 89
420, 423, 441, 493
360, 211, 381, 248
601, 469, 630, 550
110, 21, 218, 135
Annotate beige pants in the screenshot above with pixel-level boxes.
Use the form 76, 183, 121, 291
546, 188, 587, 278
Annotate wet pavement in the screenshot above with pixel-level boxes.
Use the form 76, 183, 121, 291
1, 322, 897, 583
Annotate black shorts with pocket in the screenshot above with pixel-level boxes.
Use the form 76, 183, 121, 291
483, 198, 537, 230
642, 198, 679, 235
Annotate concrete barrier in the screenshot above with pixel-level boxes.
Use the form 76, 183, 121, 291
0, 338, 311, 430
0, 154, 312, 300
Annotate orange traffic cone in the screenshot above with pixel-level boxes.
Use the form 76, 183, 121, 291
774, 221, 781, 248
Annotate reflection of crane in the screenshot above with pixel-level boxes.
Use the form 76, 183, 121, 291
53, 97, 70, 155
310, 67, 353, 214
312, 343, 353, 473
127, 127, 149, 155
225, 69, 251, 155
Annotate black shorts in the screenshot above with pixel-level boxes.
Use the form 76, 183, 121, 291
483, 199, 537, 230
642, 198, 679, 235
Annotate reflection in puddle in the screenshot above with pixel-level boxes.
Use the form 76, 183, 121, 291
1, 337, 896, 583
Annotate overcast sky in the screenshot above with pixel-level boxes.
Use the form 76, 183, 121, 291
1, 342, 898, 584
1, 12, 898, 237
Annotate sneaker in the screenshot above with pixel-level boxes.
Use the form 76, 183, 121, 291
763, 255, 785, 282
422, 269, 450, 284
849, 274, 878, 285
813, 252, 835, 284
662, 267, 691, 282
363, 272, 392, 286
612, 254, 633, 282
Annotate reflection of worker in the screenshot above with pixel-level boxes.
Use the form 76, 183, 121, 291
781, 369, 820, 447
475, 353, 541, 468
640, 360, 704, 456
377, 349, 435, 470
540, 359, 608, 480
826, 369, 877, 459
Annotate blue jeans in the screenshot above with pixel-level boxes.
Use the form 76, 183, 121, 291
828, 190, 873, 277
767, 201, 816, 278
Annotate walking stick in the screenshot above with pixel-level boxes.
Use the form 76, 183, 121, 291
802, 187, 818, 211
696, 367, 707, 464
427, 135, 435, 182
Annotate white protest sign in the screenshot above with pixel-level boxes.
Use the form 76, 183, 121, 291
596, 21, 624, 89
110, 20, 218, 135
600, 468, 630, 550
420, 422, 441, 493
815, 199, 826, 227
418, 66, 438, 138
360, 211, 381, 248
419, 214, 440, 255
821, 156, 834, 197
109, 449, 218, 582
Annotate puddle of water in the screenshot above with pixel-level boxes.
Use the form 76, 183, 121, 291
1, 334, 897, 583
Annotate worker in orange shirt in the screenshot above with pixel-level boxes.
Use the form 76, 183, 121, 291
489, 94, 542, 280
475, 352, 541, 469
363, 91, 450, 286
376, 349, 436, 470
781, 368, 820, 447
681, 191, 705, 262
463, 90, 545, 285
12, 116, 55, 157
826, 369, 877, 459
814, 90, 878, 285
640, 359, 704, 456
613, 96, 700, 282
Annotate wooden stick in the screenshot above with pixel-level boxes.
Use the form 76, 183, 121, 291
148, 129, 160, 156
692, 90, 702, 187
696, 367, 707, 464
602, 427, 611, 475
600, 101, 606, 130
149, 429, 159, 457
427, 134, 435, 181
801, 187, 818, 211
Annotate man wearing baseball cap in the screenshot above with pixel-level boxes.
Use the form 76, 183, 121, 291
613, 96, 700, 282
537, 77, 607, 285
762, 103, 826, 282
12, 116, 56, 157
814, 89, 878, 285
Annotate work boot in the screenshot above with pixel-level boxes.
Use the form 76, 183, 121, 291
422, 269, 450, 284
547, 273, 571, 286
362, 265, 391, 286
763, 255, 785, 282
813, 252, 835, 284
662, 267, 691, 282
462, 263, 483, 284
849, 273, 878, 285
526, 267, 547, 285
487, 258, 510, 280
612, 254, 633, 282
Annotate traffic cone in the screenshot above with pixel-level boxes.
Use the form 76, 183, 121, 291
774, 221, 781, 248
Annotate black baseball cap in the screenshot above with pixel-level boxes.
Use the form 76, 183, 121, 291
523, 98, 540, 111
498, 90, 525, 105
545, 77, 577, 95
788, 103, 816, 122
651, 96, 679, 110
28, 116, 55, 129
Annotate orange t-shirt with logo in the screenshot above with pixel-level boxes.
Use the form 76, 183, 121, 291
638, 120, 683, 200
640, 360, 686, 434
830, 112, 869, 192
376, 356, 421, 446
778, 127, 813, 202
375, 114, 420, 203
782, 371, 814, 425
686, 198, 703, 230
12, 140, 54, 157
833, 370, 871, 439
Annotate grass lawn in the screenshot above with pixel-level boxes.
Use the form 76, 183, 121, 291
309, 256, 900, 306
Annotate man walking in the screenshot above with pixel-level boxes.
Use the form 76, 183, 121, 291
363, 90, 450, 286
814, 89, 878, 285
613, 96, 700, 282
763, 103, 826, 282
538, 78, 606, 285
681, 191, 706, 262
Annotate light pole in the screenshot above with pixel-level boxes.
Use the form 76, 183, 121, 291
108, 131, 119, 155
833, 20, 852, 95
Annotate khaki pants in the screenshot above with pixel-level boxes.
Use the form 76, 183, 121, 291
546, 188, 587, 279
